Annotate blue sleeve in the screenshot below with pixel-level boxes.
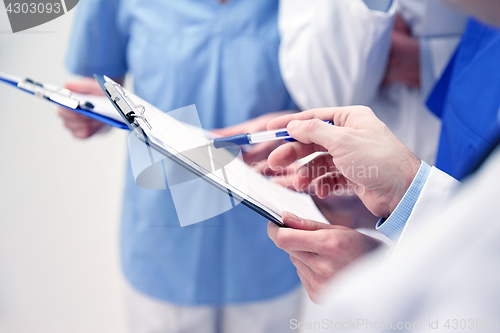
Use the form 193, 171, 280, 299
426, 50, 458, 119
376, 162, 432, 241
419, 38, 435, 99
65, 0, 128, 78
362, 0, 393, 12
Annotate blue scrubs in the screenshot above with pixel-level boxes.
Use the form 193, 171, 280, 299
66, 0, 299, 305
428, 19, 500, 180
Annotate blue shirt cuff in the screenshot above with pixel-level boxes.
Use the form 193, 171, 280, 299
363, 0, 394, 12
376, 162, 432, 241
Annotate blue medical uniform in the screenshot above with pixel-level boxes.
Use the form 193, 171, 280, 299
428, 19, 500, 180
66, 0, 299, 305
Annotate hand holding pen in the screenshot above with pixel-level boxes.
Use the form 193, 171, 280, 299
213, 120, 334, 148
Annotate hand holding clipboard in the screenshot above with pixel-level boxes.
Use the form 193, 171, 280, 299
0, 72, 128, 131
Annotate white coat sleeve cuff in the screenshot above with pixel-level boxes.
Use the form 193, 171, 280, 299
397, 166, 461, 244
376, 161, 431, 241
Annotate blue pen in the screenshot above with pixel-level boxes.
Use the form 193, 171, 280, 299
213, 120, 334, 148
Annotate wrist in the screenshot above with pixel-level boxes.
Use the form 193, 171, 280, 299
387, 153, 421, 215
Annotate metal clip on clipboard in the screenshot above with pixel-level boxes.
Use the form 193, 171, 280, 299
100, 76, 152, 131
96, 74, 291, 227
112, 82, 152, 130
17, 78, 95, 111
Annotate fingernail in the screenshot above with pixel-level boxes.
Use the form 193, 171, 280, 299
283, 211, 301, 224
287, 120, 299, 132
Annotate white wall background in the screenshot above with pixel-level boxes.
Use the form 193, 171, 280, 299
0, 8, 128, 333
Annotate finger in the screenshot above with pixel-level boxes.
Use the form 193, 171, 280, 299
251, 160, 270, 174
268, 141, 326, 170
291, 251, 336, 290
285, 119, 345, 153
254, 160, 297, 177
267, 106, 357, 130
59, 108, 104, 128
58, 108, 87, 120
267, 221, 280, 244
296, 167, 353, 199
60, 113, 94, 124
252, 160, 282, 176
72, 127, 100, 139
289, 250, 320, 269
63, 119, 99, 131
268, 222, 326, 253
310, 173, 352, 199
63, 120, 89, 130
62, 113, 100, 127
62, 119, 104, 138
57, 109, 101, 127
293, 154, 337, 191
271, 168, 325, 194
282, 211, 332, 231
296, 268, 319, 303
290, 255, 324, 293
65, 77, 105, 95
65, 121, 100, 134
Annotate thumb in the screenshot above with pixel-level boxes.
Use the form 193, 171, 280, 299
286, 119, 343, 152
65, 77, 103, 95
282, 211, 331, 231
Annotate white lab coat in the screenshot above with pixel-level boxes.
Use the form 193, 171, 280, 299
301, 147, 500, 332
395, 165, 459, 247
278, 0, 467, 164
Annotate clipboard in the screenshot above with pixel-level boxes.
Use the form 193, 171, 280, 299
0, 72, 128, 130
96, 74, 329, 227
